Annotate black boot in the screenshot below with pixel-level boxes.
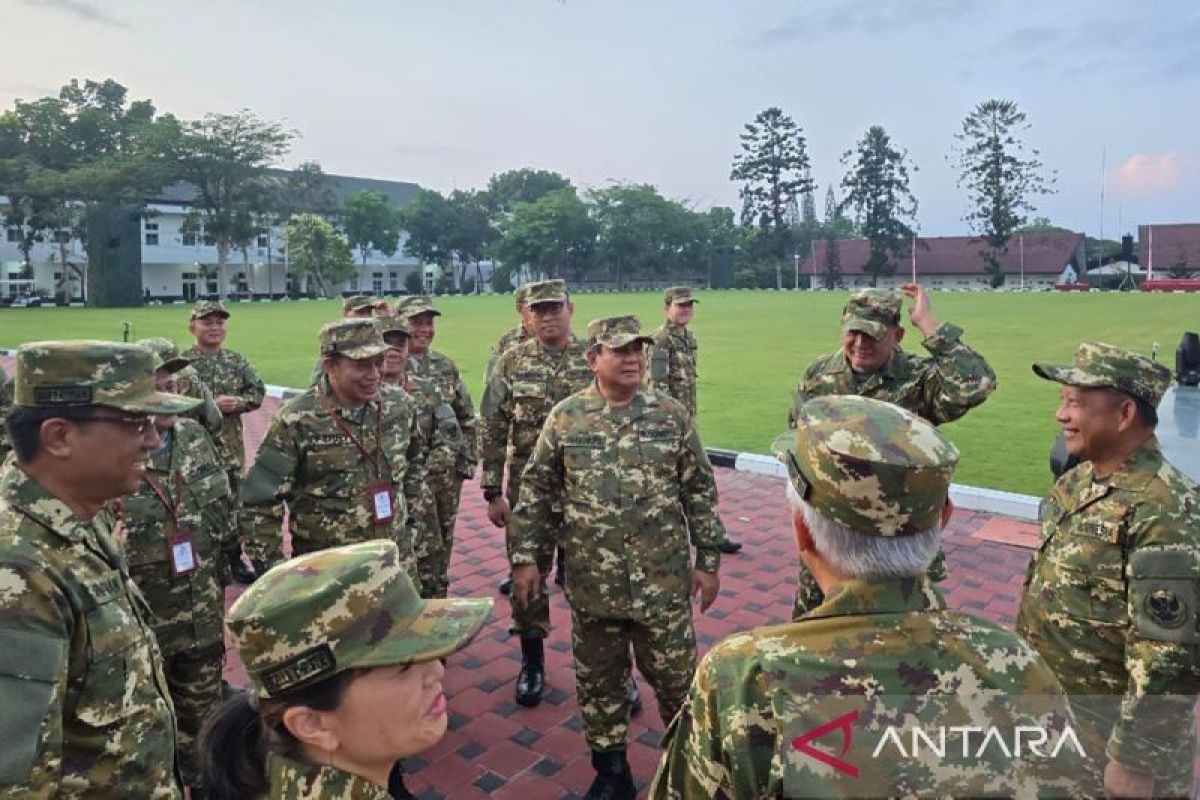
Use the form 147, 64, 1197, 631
499, 576, 513, 594
387, 760, 413, 799
584, 749, 636, 800
554, 545, 566, 586
627, 677, 642, 717
515, 636, 545, 707
717, 538, 743, 554
228, 549, 258, 585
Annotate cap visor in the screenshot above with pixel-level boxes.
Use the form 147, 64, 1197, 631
337, 344, 390, 360
161, 357, 191, 374
114, 390, 203, 415
843, 319, 887, 340
402, 308, 442, 318
193, 310, 231, 320
357, 597, 493, 667
599, 334, 654, 349
1031, 363, 1108, 389
528, 297, 569, 307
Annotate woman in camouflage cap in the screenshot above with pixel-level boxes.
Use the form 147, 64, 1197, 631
198, 539, 491, 799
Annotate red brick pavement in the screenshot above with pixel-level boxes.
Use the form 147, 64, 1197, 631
223, 399, 1042, 799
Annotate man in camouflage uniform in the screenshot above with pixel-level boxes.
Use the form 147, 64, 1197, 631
511, 315, 724, 800
240, 319, 426, 579
648, 286, 743, 555
121, 341, 232, 796
0, 340, 194, 796
480, 279, 593, 707
484, 282, 534, 383
787, 284, 996, 616
182, 300, 266, 585
397, 295, 478, 581
650, 395, 1092, 799
308, 294, 384, 384
1017, 341, 1200, 798
0, 365, 11, 462
378, 316, 455, 598
137, 337, 223, 448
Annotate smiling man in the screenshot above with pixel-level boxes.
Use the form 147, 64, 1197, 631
786, 284, 996, 616
0, 340, 198, 796
1017, 342, 1200, 798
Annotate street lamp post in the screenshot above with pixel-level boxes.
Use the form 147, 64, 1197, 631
794, 252, 800, 290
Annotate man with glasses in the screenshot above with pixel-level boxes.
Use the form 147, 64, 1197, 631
480, 279, 593, 708
182, 300, 266, 586
0, 340, 198, 796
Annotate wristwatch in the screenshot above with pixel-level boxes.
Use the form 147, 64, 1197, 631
483, 486, 503, 503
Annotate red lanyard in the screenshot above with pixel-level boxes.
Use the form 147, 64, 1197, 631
144, 470, 186, 525
316, 386, 386, 480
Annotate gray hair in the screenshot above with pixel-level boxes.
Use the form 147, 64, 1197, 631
785, 480, 940, 579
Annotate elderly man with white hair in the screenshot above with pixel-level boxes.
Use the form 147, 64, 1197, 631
649, 395, 1094, 799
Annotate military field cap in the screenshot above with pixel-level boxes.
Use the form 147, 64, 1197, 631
396, 295, 441, 319
189, 300, 230, 321
664, 286, 698, 305
842, 289, 901, 340
514, 283, 532, 307
375, 316, 410, 339
1033, 341, 1172, 408
587, 315, 654, 350
526, 279, 569, 307
136, 337, 191, 374
14, 340, 202, 415
228, 540, 492, 699
774, 396, 959, 537
319, 319, 389, 360
342, 294, 374, 314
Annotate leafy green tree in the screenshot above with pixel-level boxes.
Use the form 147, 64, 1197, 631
397, 189, 454, 267
484, 168, 572, 213
445, 189, 493, 291
839, 125, 918, 287
951, 99, 1056, 287
342, 190, 401, 266
286, 213, 354, 297
800, 167, 818, 228
590, 183, 705, 288
280, 160, 338, 217
493, 187, 596, 283
702, 206, 743, 288
822, 237, 843, 289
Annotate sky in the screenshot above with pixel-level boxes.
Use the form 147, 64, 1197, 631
3, 0, 1198, 238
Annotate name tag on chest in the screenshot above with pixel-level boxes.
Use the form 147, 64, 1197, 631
169, 531, 198, 577
369, 480, 395, 525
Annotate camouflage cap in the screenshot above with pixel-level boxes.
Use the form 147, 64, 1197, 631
841, 289, 901, 340
189, 300, 230, 321
525, 279, 569, 307
514, 283, 532, 307
135, 337, 191, 374
664, 286, 699, 305
319, 319, 389, 360
1033, 341, 1172, 407
342, 294, 375, 314
774, 395, 959, 537
14, 340, 202, 415
587, 315, 654, 350
227, 540, 492, 699
375, 316, 411, 340
396, 294, 442, 319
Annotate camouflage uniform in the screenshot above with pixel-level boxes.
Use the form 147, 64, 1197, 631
226, 540, 492, 799
0, 341, 197, 797
647, 287, 700, 418
137, 337, 224, 444
240, 320, 426, 580
480, 280, 592, 636
122, 416, 230, 793
0, 365, 11, 462
397, 296, 478, 573
788, 289, 997, 616
484, 282, 534, 384
651, 395, 1091, 799
510, 316, 725, 753
1017, 342, 1200, 796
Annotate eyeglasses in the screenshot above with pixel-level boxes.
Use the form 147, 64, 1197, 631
76, 413, 158, 435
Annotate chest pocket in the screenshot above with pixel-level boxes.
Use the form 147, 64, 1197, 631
76, 575, 141, 728
637, 419, 679, 488
434, 402, 461, 442
303, 434, 365, 498
1044, 499, 1129, 623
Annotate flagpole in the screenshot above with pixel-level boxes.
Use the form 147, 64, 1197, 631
1019, 235, 1025, 289
911, 235, 917, 283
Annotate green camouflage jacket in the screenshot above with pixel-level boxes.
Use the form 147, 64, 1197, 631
0, 365, 11, 462
788, 322, 996, 427
510, 384, 724, 620
648, 322, 698, 417
484, 323, 533, 383
408, 350, 477, 478
650, 576, 1093, 799
479, 334, 593, 493
239, 378, 426, 572
122, 418, 231, 656
173, 364, 225, 439
1016, 437, 1200, 784
0, 463, 181, 797
180, 346, 266, 471
389, 375, 453, 536
259, 753, 390, 799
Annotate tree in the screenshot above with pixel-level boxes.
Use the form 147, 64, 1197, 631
279, 160, 337, 217
822, 237, 843, 289
444, 189, 493, 291
286, 213, 354, 297
484, 168, 572, 213
493, 188, 596, 283
730, 106, 813, 286
702, 206, 743, 289
820, 184, 858, 240
801, 168, 818, 228
590, 183, 705, 289
839, 125, 918, 287
397, 189, 454, 268
951, 99, 1056, 287
172, 110, 294, 299
342, 190, 401, 267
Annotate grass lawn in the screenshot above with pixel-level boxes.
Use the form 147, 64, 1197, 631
2, 290, 1197, 496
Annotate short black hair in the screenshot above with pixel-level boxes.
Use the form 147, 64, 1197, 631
1100, 388, 1158, 429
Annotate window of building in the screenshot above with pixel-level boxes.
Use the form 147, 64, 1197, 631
144, 221, 159, 246
6, 227, 20, 242
203, 230, 216, 246
53, 230, 71, 244
206, 276, 218, 295
389, 271, 399, 290
257, 228, 270, 248
372, 271, 383, 293
348, 275, 359, 291
236, 272, 249, 295
182, 230, 197, 246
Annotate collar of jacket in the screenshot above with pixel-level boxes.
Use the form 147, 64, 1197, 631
1, 463, 107, 544
799, 575, 945, 622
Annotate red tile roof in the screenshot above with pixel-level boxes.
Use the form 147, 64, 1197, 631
806, 232, 1083, 276
1139, 223, 1200, 275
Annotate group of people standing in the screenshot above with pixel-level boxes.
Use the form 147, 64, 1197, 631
0, 280, 1196, 799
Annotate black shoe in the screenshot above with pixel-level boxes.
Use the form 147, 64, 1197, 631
584, 750, 636, 800
628, 677, 642, 717
499, 576, 513, 595
554, 546, 566, 586
515, 636, 545, 707
554, 568, 565, 587
387, 760, 413, 799
228, 551, 258, 585
717, 539, 743, 554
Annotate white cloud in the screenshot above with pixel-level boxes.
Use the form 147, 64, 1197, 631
1112, 152, 1187, 194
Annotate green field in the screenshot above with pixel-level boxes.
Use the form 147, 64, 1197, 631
3, 291, 1197, 496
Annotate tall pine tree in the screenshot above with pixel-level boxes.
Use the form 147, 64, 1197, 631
839, 125, 918, 287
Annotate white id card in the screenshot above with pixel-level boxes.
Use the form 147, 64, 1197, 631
169, 532, 197, 577
370, 481, 395, 525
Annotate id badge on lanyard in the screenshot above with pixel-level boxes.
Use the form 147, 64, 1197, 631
369, 480, 395, 525
168, 531, 198, 577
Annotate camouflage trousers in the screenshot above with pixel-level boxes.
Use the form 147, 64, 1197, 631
571, 601, 697, 752
219, 468, 243, 588
505, 474, 556, 637
793, 548, 948, 618
165, 641, 225, 793
412, 488, 451, 599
